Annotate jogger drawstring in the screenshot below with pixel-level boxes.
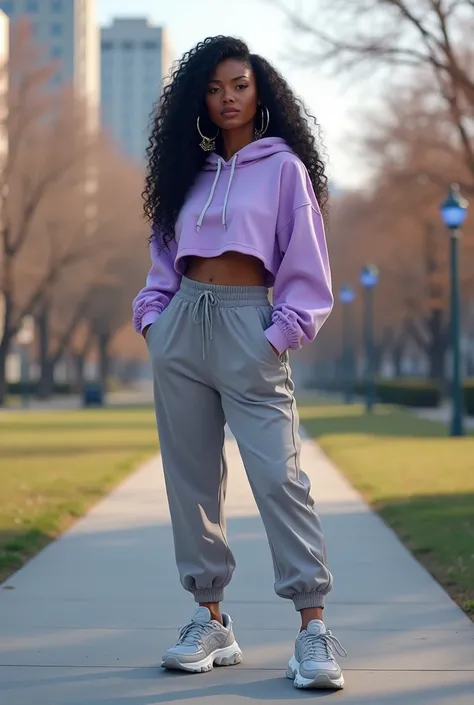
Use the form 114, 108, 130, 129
192, 290, 219, 359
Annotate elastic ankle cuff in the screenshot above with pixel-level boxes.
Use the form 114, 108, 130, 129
292, 591, 326, 611
193, 588, 224, 604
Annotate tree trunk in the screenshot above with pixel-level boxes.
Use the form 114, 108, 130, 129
389, 326, 408, 378
36, 301, 55, 399
429, 343, 446, 382
74, 353, 85, 392
98, 332, 110, 394
37, 358, 55, 399
73, 331, 95, 393
426, 309, 447, 382
0, 291, 14, 407
373, 344, 384, 376
0, 339, 8, 406
373, 327, 394, 376
391, 343, 405, 378
408, 311, 447, 382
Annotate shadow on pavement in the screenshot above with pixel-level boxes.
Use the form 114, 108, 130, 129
1, 666, 474, 704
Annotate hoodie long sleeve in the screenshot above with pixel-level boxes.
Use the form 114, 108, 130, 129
132, 232, 180, 334
264, 160, 333, 354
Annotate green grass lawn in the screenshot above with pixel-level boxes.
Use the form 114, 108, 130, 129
0, 406, 158, 583
299, 402, 474, 618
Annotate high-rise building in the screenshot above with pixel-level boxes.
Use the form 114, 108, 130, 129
1, 0, 100, 244
0, 9, 8, 168
0, 10, 8, 366
100, 18, 173, 163
0, 0, 99, 127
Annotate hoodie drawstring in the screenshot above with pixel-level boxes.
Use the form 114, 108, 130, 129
196, 158, 222, 232
196, 154, 238, 232
222, 154, 238, 229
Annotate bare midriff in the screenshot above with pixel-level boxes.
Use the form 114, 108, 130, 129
185, 251, 267, 287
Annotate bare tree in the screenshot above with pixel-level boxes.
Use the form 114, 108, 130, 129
33, 144, 146, 397
320, 70, 474, 381
0, 22, 97, 403
273, 0, 474, 188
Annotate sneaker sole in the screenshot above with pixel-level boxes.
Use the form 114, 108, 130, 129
287, 657, 345, 690
161, 643, 243, 673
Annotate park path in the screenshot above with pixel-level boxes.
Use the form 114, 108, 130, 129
0, 436, 473, 704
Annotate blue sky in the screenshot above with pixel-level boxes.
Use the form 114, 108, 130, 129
98, 0, 363, 188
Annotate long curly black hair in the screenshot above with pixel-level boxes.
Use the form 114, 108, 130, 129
144, 36, 328, 248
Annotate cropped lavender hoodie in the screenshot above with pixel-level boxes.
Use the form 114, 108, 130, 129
132, 137, 333, 354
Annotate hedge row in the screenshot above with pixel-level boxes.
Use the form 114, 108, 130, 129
354, 379, 441, 408
321, 377, 474, 411
7, 382, 74, 396
7, 378, 474, 413
464, 382, 474, 415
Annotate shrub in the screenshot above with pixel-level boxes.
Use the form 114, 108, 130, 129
7, 382, 74, 396
463, 380, 474, 416
374, 380, 441, 408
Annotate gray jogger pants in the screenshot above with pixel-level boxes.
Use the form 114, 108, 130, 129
147, 277, 333, 611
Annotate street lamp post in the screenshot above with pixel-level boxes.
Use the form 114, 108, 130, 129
360, 265, 379, 413
440, 183, 469, 438
339, 285, 356, 404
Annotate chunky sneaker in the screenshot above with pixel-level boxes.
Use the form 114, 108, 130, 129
161, 606, 243, 673
287, 619, 347, 690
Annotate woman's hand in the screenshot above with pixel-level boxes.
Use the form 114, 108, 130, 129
142, 325, 151, 340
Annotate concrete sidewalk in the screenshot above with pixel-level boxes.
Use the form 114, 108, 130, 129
1, 439, 473, 704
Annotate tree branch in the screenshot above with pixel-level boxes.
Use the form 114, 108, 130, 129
10, 148, 86, 256
406, 319, 429, 352
11, 239, 101, 335
50, 293, 92, 365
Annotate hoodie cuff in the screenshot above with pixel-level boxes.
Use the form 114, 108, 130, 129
265, 324, 290, 355
141, 310, 160, 333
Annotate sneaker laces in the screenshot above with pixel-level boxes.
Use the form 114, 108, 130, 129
301, 630, 348, 662
177, 620, 215, 647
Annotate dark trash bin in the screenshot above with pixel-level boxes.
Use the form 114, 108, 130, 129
82, 382, 104, 407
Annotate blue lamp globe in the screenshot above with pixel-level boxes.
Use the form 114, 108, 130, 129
440, 183, 468, 230
360, 264, 379, 289
339, 285, 355, 304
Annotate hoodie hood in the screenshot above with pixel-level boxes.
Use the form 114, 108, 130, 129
203, 136, 293, 171
197, 137, 293, 231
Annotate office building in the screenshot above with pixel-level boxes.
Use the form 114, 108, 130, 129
0, 9, 8, 165
101, 17, 173, 163
0, 0, 100, 242
0, 0, 100, 128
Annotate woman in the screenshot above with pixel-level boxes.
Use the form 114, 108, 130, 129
133, 36, 346, 690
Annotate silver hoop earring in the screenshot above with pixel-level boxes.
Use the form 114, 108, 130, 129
197, 117, 219, 152
254, 105, 270, 140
